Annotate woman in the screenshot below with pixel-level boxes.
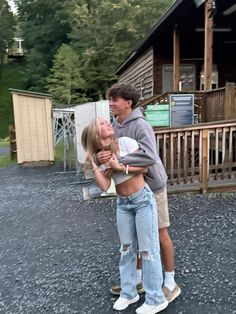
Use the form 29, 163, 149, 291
81, 117, 168, 314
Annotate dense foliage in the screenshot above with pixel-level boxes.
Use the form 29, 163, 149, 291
0, 0, 15, 66
14, 0, 173, 103
47, 44, 89, 105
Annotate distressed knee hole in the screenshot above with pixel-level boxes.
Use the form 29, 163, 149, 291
120, 243, 131, 255
140, 250, 151, 260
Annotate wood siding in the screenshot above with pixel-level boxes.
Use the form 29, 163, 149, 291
153, 58, 171, 95
118, 48, 154, 99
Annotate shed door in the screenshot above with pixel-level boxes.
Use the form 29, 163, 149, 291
12, 94, 54, 163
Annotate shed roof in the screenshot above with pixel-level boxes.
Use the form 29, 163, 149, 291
9, 88, 52, 99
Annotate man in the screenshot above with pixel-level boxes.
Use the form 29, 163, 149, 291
98, 83, 181, 304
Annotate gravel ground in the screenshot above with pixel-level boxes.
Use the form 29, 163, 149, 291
0, 165, 235, 314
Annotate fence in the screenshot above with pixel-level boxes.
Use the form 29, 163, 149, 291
155, 120, 236, 193
141, 83, 236, 124
53, 109, 77, 172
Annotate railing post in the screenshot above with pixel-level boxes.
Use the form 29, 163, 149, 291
201, 92, 207, 122
201, 129, 208, 193
224, 82, 236, 120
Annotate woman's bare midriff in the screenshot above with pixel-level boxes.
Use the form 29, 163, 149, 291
116, 174, 145, 196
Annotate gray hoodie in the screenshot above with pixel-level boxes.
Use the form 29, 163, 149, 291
113, 108, 167, 193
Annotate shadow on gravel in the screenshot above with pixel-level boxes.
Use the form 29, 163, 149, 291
0, 164, 235, 314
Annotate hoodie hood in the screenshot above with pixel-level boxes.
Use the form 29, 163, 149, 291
114, 108, 145, 127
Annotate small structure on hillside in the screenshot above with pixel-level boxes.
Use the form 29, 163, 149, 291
7, 38, 25, 58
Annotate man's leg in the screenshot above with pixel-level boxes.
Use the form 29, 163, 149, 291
159, 227, 174, 286
155, 188, 181, 303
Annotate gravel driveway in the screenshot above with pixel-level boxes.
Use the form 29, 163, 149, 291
0, 165, 235, 314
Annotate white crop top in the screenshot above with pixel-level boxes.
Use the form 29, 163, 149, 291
99, 137, 139, 186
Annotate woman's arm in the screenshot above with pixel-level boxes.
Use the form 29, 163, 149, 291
90, 158, 111, 192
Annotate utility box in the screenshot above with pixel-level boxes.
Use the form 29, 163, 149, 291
10, 89, 54, 165
145, 104, 170, 127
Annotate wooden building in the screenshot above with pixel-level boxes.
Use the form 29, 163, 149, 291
116, 0, 236, 99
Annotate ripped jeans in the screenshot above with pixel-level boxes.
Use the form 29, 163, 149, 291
116, 184, 166, 305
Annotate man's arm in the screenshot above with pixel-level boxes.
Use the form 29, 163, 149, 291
108, 153, 148, 175
119, 127, 157, 167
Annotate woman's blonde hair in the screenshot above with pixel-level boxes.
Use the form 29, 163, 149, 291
81, 118, 117, 168
81, 119, 101, 158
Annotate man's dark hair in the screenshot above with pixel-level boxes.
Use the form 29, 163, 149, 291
107, 83, 140, 108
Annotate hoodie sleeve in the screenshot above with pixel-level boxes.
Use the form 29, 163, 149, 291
119, 127, 157, 167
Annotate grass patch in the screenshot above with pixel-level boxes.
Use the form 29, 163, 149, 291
54, 142, 76, 170
54, 142, 65, 161
0, 139, 15, 167
0, 154, 15, 168
0, 140, 9, 148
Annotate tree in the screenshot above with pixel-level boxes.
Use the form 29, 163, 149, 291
47, 44, 88, 106
15, 0, 173, 97
63, 0, 174, 99
15, 0, 71, 91
0, 0, 15, 66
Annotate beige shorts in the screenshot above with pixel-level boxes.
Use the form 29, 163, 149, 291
154, 187, 170, 229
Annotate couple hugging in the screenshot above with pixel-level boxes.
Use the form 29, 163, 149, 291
81, 84, 181, 314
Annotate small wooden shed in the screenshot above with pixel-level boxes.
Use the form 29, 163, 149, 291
10, 89, 54, 165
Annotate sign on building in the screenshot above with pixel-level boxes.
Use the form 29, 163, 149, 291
169, 94, 194, 127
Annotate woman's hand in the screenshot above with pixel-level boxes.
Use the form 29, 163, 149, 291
109, 154, 123, 171
88, 155, 97, 170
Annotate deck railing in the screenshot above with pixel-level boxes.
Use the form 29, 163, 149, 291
154, 120, 236, 193
202, 87, 226, 122
140, 83, 236, 124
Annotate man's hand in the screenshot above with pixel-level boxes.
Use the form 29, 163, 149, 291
97, 151, 112, 164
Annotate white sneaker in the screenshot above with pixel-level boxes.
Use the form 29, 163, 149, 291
136, 299, 168, 314
113, 294, 140, 311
